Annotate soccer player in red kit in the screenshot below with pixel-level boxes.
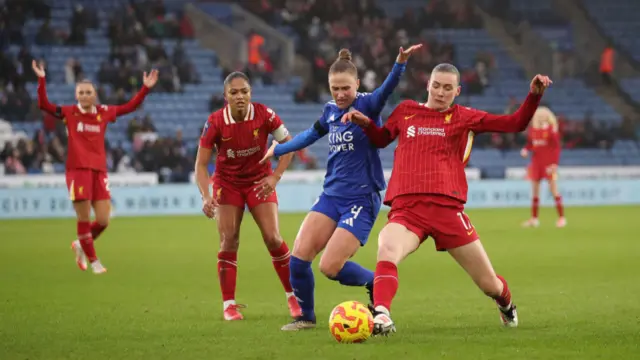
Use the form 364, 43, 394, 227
195, 72, 301, 321
32, 60, 158, 274
342, 63, 552, 335
521, 106, 566, 228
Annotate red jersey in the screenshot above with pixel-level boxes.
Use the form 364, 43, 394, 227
364, 92, 542, 205
525, 125, 561, 165
199, 103, 289, 185
37, 77, 149, 171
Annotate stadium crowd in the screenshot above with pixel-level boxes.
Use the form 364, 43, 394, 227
0, 0, 638, 179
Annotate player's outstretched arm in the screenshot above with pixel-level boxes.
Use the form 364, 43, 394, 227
33, 60, 60, 116
471, 75, 552, 133
342, 110, 396, 148
364, 44, 422, 115
113, 69, 158, 116
259, 122, 327, 164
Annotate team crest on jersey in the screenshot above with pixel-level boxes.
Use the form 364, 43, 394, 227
253, 128, 259, 139
444, 113, 452, 123
96, 114, 102, 122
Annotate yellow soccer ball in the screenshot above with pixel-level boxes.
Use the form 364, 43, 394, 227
328, 301, 374, 343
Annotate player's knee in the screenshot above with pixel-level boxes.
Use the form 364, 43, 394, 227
262, 233, 283, 250
220, 231, 240, 252
94, 214, 110, 227
291, 237, 318, 261
318, 257, 341, 278
377, 237, 400, 262
478, 276, 503, 298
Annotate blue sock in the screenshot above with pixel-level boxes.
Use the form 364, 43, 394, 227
289, 256, 315, 321
332, 261, 374, 287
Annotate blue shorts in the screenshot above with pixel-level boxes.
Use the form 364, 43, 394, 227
310, 192, 382, 246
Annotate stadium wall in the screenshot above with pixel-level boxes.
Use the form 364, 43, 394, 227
1, 169, 640, 219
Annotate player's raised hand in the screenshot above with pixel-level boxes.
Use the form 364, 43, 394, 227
255, 174, 279, 200
530, 74, 552, 95
32, 60, 46, 78
396, 44, 423, 64
341, 110, 371, 127
259, 140, 278, 165
143, 69, 159, 88
520, 148, 529, 158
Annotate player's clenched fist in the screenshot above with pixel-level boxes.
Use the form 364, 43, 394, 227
530, 74, 552, 95
341, 110, 371, 127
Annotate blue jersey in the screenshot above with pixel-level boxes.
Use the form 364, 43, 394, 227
274, 62, 406, 197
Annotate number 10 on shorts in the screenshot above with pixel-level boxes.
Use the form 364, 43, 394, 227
457, 212, 474, 234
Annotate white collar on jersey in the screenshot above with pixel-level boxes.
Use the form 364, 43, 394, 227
76, 104, 97, 114
223, 103, 255, 124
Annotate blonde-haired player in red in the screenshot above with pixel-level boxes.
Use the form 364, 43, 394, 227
520, 106, 566, 228
195, 72, 301, 321
343, 63, 551, 335
33, 60, 158, 274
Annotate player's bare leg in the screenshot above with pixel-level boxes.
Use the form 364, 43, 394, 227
91, 200, 111, 241
448, 240, 518, 327
319, 228, 373, 305
522, 180, 541, 228
372, 223, 421, 336
281, 211, 336, 331
250, 202, 301, 318
548, 172, 566, 227
217, 204, 245, 321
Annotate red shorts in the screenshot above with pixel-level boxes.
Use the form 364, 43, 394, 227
387, 194, 479, 251
213, 179, 278, 210
528, 163, 558, 181
65, 169, 111, 202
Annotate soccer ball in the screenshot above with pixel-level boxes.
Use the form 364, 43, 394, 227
328, 301, 374, 343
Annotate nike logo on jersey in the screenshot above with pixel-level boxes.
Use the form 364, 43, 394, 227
222, 137, 232, 141
467, 230, 474, 236
404, 114, 416, 120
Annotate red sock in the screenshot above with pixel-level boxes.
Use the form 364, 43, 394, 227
77, 221, 97, 262
494, 275, 512, 308
532, 197, 539, 218
90, 222, 107, 241
269, 241, 293, 293
373, 261, 398, 311
554, 196, 564, 217
217, 251, 238, 302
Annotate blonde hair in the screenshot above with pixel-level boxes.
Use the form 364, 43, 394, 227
533, 106, 558, 131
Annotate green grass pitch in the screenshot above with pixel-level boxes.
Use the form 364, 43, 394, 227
1, 206, 639, 359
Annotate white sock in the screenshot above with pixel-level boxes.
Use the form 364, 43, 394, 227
223, 300, 236, 310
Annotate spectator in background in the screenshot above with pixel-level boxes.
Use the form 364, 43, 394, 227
64, 58, 84, 84
209, 94, 225, 112
599, 45, 614, 86
4, 148, 26, 174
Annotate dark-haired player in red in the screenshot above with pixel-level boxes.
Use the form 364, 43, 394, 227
343, 63, 552, 335
521, 106, 566, 228
33, 60, 158, 274
195, 71, 301, 321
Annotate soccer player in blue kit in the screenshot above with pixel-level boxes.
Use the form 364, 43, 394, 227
260, 45, 422, 330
